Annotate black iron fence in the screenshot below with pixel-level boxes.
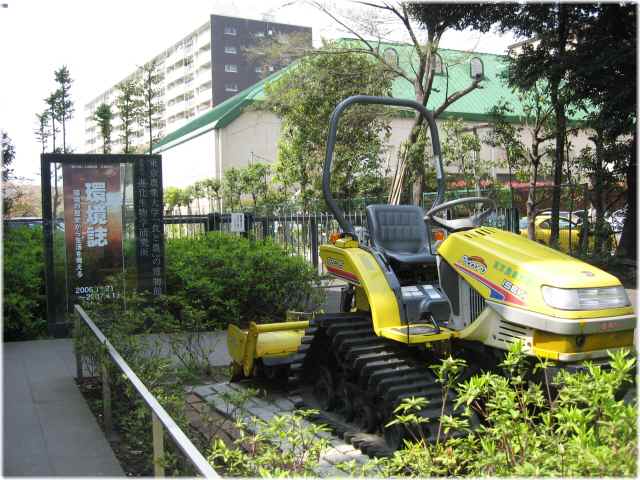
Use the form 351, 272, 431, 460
163, 207, 521, 271
422, 183, 625, 257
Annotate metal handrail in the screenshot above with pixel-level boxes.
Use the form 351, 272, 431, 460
74, 304, 219, 478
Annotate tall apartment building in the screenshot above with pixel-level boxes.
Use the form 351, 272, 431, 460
84, 14, 311, 154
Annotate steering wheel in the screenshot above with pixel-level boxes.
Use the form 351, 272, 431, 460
424, 196, 497, 232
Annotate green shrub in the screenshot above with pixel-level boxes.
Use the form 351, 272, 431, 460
3, 226, 47, 340
165, 232, 323, 328
208, 409, 330, 476
348, 345, 637, 477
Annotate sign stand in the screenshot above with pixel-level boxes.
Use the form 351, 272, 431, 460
41, 154, 164, 337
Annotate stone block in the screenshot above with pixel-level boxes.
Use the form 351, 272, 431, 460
273, 397, 296, 411
192, 384, 216, 399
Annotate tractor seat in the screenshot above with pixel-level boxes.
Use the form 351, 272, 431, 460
366, 204, 436, 265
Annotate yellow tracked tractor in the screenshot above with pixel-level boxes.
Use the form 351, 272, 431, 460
228, 96, 635, 450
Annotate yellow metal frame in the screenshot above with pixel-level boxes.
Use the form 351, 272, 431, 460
228, 320, 308, 377
437, 227, 633, 319
226, 226, 634, 377
379, 326, 455, 344
320, 244, 402, 335
532, 329, 634, 360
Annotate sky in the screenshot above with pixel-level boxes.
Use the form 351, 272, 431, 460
0, 0, 517, 182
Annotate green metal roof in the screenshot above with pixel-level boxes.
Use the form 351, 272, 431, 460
153, 68, 287, 152
153, 40, 570, 152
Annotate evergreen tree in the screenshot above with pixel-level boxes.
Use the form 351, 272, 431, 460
493, 4, 595, 247
201, 178, 222, 212
1, 130, 15, 183
137, 59, 165, 154
115, 79, 141, 154
1, 131, 19, 215
264, 50, 394, 211
222, 168, 244, 211
34, 111, 50, 154
44, 93, 59, 153
240, 163, 271, 207
565, 4, 636, 258
44, 92, 62, 218
93, 103, 114, 154
308, 2, 504, 204
53, 66, 74, 153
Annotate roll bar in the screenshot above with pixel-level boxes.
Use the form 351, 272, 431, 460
322, 95, 445, 238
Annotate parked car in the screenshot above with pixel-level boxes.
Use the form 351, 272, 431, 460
520, 214, 585, 253
520, 214, 614, 254
606, 206, 627, 233
536, 209, 586, 225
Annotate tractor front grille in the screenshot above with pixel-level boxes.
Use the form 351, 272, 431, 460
469, 287, 486, 322
495, 320, 529, 345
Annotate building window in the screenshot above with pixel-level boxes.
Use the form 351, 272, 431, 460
198, 100, 211, 112
224, 26, 237, 36
225, 83, 238, 92
225, 45, 237, 54
268, 29, 273, 35
470, 57, 484, 80
225, 64, 238, 73
254, 31, 265, 38
254, 65, 262, 73
383, 47, 399, 66
432, 54, 445, 75
198, 80, 212, 94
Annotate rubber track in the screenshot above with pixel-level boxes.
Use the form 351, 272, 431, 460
288, 312, 464, 450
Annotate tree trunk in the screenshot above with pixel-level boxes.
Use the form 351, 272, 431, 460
526, 159, 540, 240
617, 131, 636, 259
549, 81, 565, 247
50, 109, 57, 152
62, 119, 66, 153
592, 134, 606, 253
407, 119, 425, 206
507, 154, 514, 208
390, 84, 428, 206
549, 5, 568, 247
124, 117, 130, 154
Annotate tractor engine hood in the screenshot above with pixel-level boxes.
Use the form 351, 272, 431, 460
437, 227, 634, 320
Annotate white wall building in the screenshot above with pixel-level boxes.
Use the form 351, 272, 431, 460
153, 43, 592, 190
83, 15, 310, 154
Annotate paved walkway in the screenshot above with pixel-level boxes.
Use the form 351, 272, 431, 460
3, 339, 123, 476
3, 285, 631, 476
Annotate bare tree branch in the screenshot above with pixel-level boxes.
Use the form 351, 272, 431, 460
433, 79, 481, 118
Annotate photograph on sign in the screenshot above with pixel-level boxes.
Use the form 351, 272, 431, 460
62, 164, 123, 303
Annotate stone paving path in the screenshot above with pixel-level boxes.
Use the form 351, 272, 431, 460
3, 339, 123, 476
190, 381, 371, 477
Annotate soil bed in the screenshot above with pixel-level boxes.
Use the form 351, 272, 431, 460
76, 367, 229, 476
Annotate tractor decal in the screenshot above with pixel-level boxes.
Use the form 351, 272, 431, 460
461, 255, 487, 274
326, 266, 361, 285
455, 262, 525, 306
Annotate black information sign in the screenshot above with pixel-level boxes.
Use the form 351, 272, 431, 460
133, 156, 165, 296
41, 153, 166, 337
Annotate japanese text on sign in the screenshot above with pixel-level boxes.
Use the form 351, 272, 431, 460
85, 182, 108, 247
134, 157, 165, 296
73, 189, 83, 278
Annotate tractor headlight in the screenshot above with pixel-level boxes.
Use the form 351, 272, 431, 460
541, 285, 630, 310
